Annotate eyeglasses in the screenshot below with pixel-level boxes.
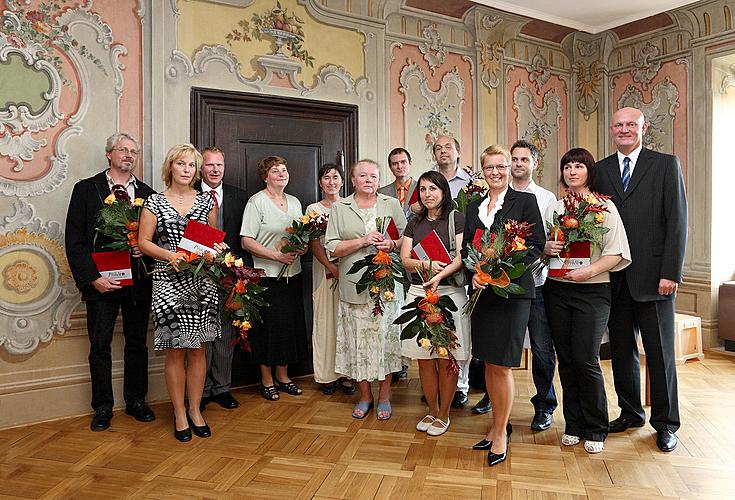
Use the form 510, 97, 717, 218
112, 147, 138, 156
482, 165, 509, 172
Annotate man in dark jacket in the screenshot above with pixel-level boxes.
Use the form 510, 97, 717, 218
594, 107, 688, 452
65, 133, 156, 431
195, 146, 249, 411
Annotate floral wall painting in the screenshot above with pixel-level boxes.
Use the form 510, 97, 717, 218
225, 1, 314, 67
0, 0, 134, 198
574, 60, 601, 119
479, 39, 503, 90
0, 199, 79, 355
399, 60, 465, 174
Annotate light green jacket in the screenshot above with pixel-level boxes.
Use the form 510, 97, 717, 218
325, 194, 407, 304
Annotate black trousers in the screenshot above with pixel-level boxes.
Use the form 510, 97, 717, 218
608, 274, 679, 432
85, 295, 151, 410
544, 280, 610, 441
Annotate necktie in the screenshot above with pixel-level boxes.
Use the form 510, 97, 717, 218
397, 186, 407, 205
210, 190, 219, 209
622, 157, 631, 192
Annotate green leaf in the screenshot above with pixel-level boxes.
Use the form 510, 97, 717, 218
505, 283, 525, 295
491, 286, 508, 298
505, 264, 526, 279
393, 309, 418, 325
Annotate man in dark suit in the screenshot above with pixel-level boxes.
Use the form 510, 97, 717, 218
593, 107, 688, 452
65, 133, 156, 431
196, 146, 249, 411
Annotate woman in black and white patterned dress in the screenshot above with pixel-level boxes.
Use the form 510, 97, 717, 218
139, 143, 221, 442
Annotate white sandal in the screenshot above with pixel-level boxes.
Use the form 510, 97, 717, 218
584, 440, 604, 454
561, 433, 581, 446
416, 415, 436, 432
426, 418, 450, 436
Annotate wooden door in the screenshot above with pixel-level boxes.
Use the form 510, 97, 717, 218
191, 88, 358, 387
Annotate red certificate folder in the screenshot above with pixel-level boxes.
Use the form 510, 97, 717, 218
382, 217, 400, 240
92, 250, 133, 286
407, 186, 419, 207
549, 241, 591, 277
177, 219, 225, 256
411, 230, 452, 264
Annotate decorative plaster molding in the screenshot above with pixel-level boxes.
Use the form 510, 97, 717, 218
462, 55, 474, 78
576, 39, 600, 57
528, 52, 551, 94
356, 29, 375, 61
0, 199, 80, 355
303, 64, 370, 98
136, 0, 145, 19
418, 24, 446, 76
619, 77, 679, 119
399, 59, 465, 110
56, 8, 114, 49
167, 49, 195, 79
479, 40, 503, 90
574, 60, 601, 119
632, 42, 662, 90
388, 41, 403, 63
0, 132, 46, 173
197, 0, 254, 6
513, 82, 563, 180
720, 64, 735, 94
481, 14, 502, 30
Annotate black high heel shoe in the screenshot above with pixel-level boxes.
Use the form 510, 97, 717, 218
186, 412, 211, 438
173, 417, 192, 442
487, 444, 507, 466
472, 422, 513, 450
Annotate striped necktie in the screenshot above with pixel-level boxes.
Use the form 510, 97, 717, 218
210, 190, 219, 209
622, 157, 631, 192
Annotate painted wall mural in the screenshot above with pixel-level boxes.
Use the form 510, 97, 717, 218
0, 0, 143, 354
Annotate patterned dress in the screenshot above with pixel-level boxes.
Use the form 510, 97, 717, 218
144, 192, 220, 350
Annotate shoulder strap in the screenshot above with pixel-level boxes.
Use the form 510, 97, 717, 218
447, 209, 456, 254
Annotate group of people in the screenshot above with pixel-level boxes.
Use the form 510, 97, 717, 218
65, 106, 687, 465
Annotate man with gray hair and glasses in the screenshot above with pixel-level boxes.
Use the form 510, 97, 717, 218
65, 133, 156, 432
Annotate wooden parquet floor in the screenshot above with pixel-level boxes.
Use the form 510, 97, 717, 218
2, 352, 735, 499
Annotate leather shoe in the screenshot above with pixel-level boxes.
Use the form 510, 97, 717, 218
472, 423, 513, 450
211, 391, 239, 409
487, 445, 507, 467
531, 411, 553, 431
656, 430, 678, 452
90, 408, 112, 431
608, 416, 645, 433
186, 412, 211, 438
472, 393, 492, 414
173, 418, 192, 442
125, 401, 156, 422
451, 390, 468, 408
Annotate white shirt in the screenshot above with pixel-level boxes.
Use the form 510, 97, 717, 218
199, 181, 224, 210
616, 144, 643, 177
478, 188, 507, 229
512, 180, 556, 286
105, 169, 137, 201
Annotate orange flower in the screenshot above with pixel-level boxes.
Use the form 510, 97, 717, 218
549, 225, 565, 242
488, 269, 511, 288
474, 264, 492, 285
286, 226, 296, 234
418, 299, 437, 314
374, 268, 390, 279
224, 289, 239, 311
425, 312, 444, 325
234, 279, 246, 294
371, 251, 391, 265
185, 252, 200, 263
511, 236, 526, 252
127, 231, 138, 246
125, 220, 139, 231
425, 290, 439, 304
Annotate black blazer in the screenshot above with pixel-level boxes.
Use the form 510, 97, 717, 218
462, 187, 545, 300
65, 170, 155, 301
593, 148, 687, 302
194, 181, 250, 265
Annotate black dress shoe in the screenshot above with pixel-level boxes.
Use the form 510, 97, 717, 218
186, 412, 211, 438
173, 418, 192, 442
451, 391, 468, 408
531, 411, 553, 431
211, 391, 239, 409
487, 445, 507, 466
656, 430, 678, 452
472, 423, 512, 450
608, 416, 645, 433
90, 408, 112, 431
125, 401, 156, 422
472, 393, 492, 414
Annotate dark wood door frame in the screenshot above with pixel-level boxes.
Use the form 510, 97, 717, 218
190, 87, 358, 187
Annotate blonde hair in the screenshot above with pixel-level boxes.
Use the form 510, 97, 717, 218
480, 144, 511, 167
161, 143, 202, 187
350, 158, 380, 179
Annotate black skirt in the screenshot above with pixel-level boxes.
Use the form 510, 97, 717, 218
471, 296, 531, 367
249, 275, 306, 366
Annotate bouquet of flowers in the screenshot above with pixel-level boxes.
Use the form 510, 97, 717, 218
94, 185, 146, 272
536, 191, 610, 277
452, 174, 487, 213
393, 264, 460, 374
166, 251, 268, 351
463, 219, 534, 315
347, 249, 409, 316
277, 210, 329, 279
